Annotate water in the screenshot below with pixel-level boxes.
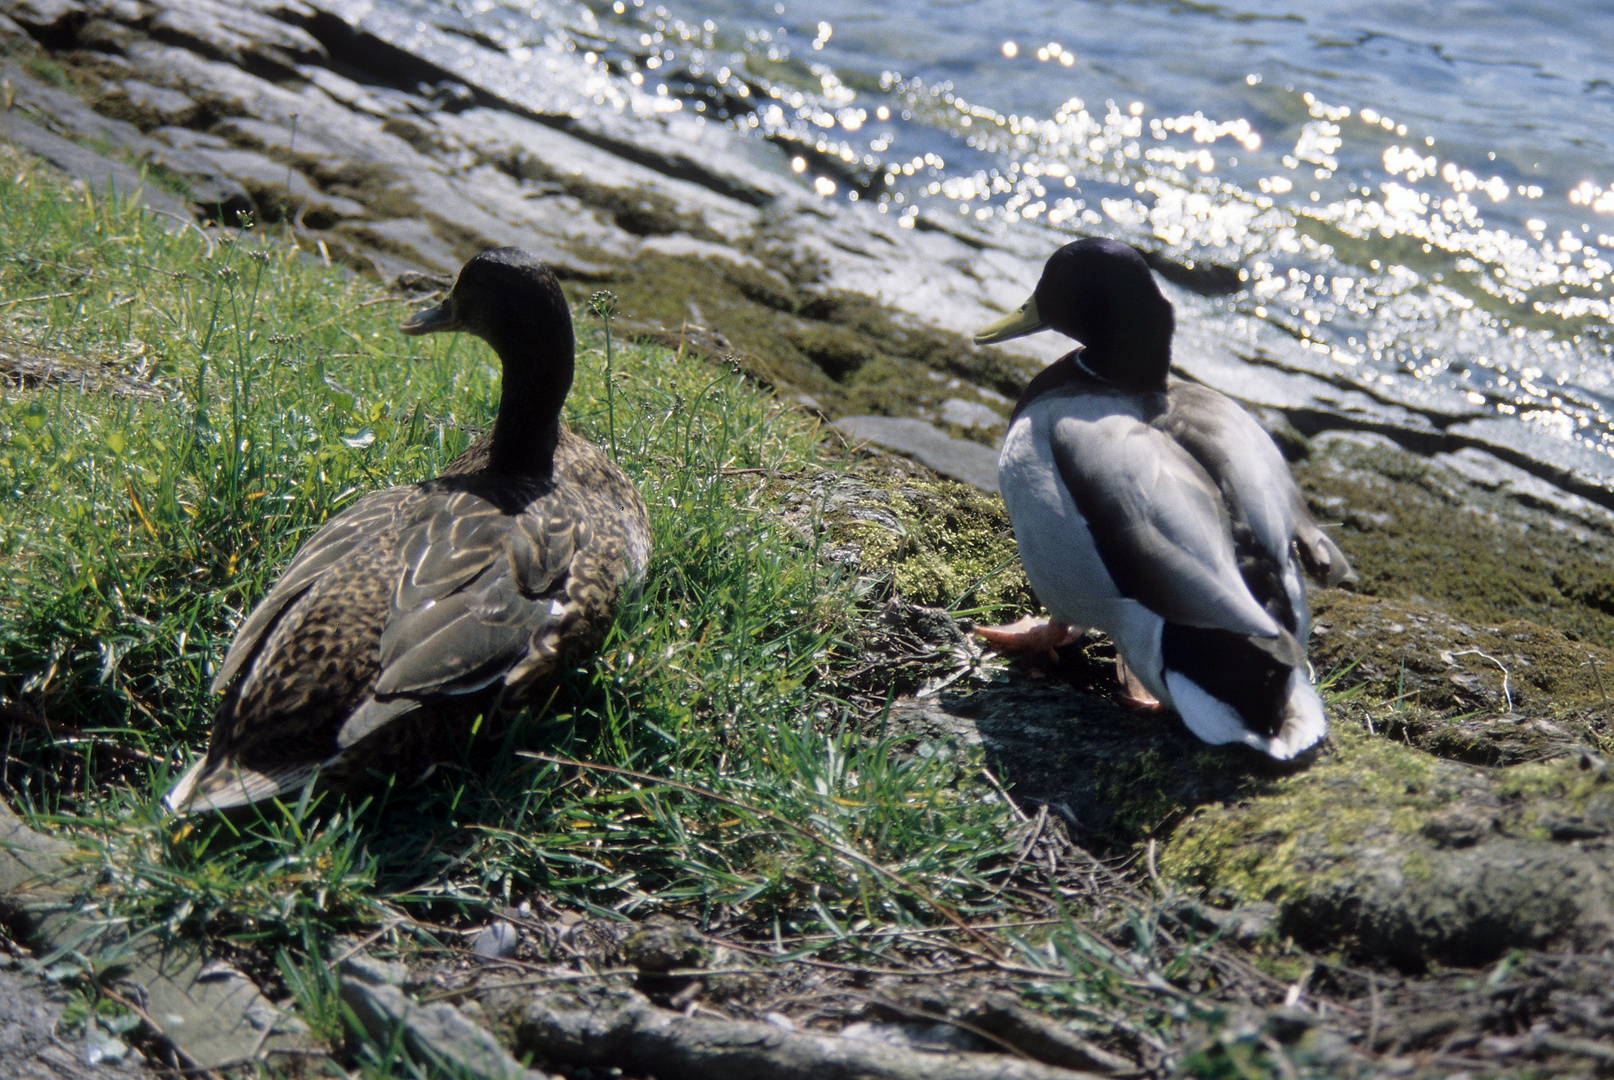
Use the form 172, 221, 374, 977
379, 0, 1614, 488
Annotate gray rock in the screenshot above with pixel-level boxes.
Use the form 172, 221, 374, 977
195, 145, 369, 225
0, 0, 81, 31
296, 64, 395, 118
1448, 414, 1614, 507
0, 11, 34, 49
636, 233, 768, 271
151, 124, 229, 150
145, 0, 324, 69
471, 920, 519, 960
5, 58, 147, 148
1, 61, 253, 216
0, 966, 150, 1078
834, 416, 1001, 493
213, 114, 356, 165
76, 16, 136, 51
1, 111, 191, 220
0, 800, 315, 1070
938, 397, 1004, 430
124, 42, 414, 175
102, 79, 200, 127
446, 108, 762, 245
339, 952, 410, 988
336, 217, 463, 273
341, 977, 544, 1080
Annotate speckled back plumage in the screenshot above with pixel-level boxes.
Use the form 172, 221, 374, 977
165, 249, 650, 813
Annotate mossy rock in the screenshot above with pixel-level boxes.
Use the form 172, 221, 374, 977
886, 588, 1614, 973
1161, 714, 1614, 970
771, 459, 1033, 617
560, 251, 1035, 429
895, 657, 1614, 972
1294, 433, 1614, 649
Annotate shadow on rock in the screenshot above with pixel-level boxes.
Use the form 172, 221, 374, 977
891, 681, 1289, 842
892, 605, 1614, 973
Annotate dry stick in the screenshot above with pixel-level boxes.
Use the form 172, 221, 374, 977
718, 937, 980, 977
979, 765, 1028, 824
835, 990, 1040, 1063
1259, 1032, 1301, 1080
722, 918, 1062, 947
1584, 653, 1607, 708
521, 752, 1002, 952
517, 988, 1099, 1080
520, 765, 1279, 1023
1023, 837, 1354, 1042
1366, 974, 1382, 1052
1054, 828, 1309, 1007
330, 916, 413, 969
989, 804, 1046, 901
1449, 648, 1513, 712
1533, 1032, 1614, 1063
418, 967, 770, 1003
1144, 838, 1166, 898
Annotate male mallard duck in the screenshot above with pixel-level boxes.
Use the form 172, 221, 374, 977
164, 248, 651, 813
974, 238, 1352, 759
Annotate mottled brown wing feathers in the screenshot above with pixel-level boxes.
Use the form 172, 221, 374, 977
210, 492, 409, 693
392, 498, 505, 612
174, 430, 647, 816
369, 487, 577, 698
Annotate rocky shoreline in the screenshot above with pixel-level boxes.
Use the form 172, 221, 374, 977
5, 0, 1614, 1074
6, 0, 1614, 512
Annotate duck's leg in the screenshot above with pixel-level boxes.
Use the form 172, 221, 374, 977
974, 615, 1082, 659
1115, 657, 1165, 711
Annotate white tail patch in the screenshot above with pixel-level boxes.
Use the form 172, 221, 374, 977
162, 759, 319, 814
1164, 668, 1327, 760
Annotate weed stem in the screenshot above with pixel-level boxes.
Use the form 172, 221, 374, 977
588, 290, 620, 461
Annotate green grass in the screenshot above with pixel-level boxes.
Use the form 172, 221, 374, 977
0, 145, 1299, 1077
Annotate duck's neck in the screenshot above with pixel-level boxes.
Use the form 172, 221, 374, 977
485, 325, 573, 477
1080, 309, 1174, 393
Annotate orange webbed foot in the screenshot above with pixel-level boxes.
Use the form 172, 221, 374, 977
1115, 657, 1166, 711
974, 616, 1083, 661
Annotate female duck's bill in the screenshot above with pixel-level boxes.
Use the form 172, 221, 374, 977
974, 237, 1353, 760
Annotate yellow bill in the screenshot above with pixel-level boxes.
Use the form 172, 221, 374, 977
973, 295, 1044, 344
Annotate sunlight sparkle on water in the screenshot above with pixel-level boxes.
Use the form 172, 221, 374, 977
504, 0, 1614, 465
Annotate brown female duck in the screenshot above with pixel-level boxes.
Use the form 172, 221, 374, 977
164, 248, 651, 813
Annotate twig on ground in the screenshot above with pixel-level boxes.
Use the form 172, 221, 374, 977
990, 804, 1047, 900
979, 766, 1028, 823
516, 987, 1110, 1080
1449, 649, 1513, 712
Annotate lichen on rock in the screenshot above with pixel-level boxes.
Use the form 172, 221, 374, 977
772, 457, 1032, 617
